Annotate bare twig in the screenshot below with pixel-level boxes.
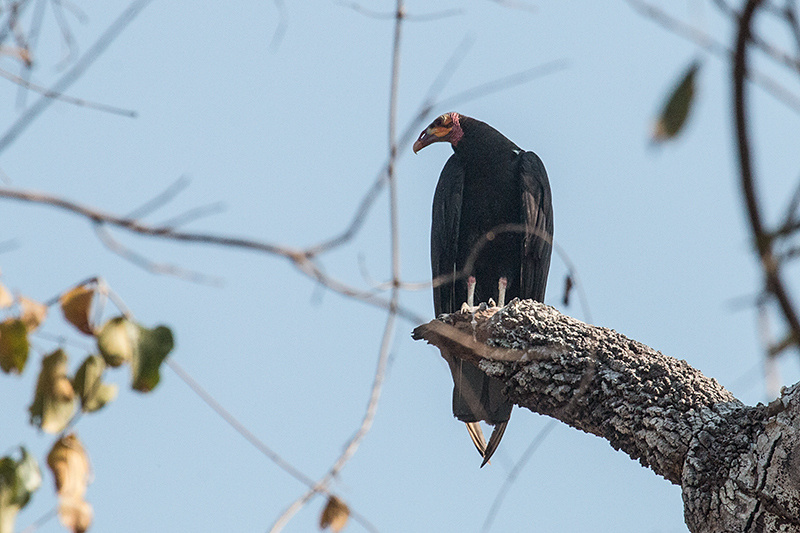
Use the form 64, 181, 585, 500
157, 202, 226, 229
14, 0, 46, 109
125, 176, 191, 219
0, 0, 152, 154
270, 0, 287, 51
626, 0, 800, 113
269, 3, 405, 531
93, 223, 224, 286
338, 1, 462, 20
733, 0, 800, 352
481, 419, 558, 533
0, 67, 137, 117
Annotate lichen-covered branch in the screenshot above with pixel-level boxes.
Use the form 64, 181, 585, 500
412, 299, 800, 533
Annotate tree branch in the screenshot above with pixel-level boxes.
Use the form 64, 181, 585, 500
413, 300, 800, 533
733, 0, 800, 354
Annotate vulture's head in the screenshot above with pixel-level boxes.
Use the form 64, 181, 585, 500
413, 112, 464, 153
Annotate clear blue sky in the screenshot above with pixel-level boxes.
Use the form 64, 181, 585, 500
2, 1, 799, 532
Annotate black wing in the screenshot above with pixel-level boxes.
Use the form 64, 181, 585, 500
518, 151, 554, 302
431, 154, 464, 316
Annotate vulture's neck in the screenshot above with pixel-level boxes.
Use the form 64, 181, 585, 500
452, 117, 520, 171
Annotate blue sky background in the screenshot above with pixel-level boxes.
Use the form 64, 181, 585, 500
2, 1, 800, 532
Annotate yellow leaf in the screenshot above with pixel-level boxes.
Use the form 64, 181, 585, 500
47, 435, 92, 533
319, 496, 349, 533
18, 296, 47, 332
0, 319, 28, 374
60, 285, 95, 336
0, 283, 12, 309
29, 349, 76, 433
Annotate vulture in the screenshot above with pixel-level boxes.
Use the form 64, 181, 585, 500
413, 112, 554, 466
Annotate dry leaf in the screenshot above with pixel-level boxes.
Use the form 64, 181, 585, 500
29, 349, 76, 433
60, 285, 95, 336
0, 283, 13, 309
18, 296, 47, 332
319, 496, 349, 533
58, 498, 93, 533
47, 435, 92, 533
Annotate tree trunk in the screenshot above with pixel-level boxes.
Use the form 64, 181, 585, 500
412, 299, 800, 533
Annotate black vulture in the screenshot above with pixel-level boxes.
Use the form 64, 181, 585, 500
413, 112, 554, 466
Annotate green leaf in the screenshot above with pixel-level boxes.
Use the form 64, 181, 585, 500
96, 316, 174, 393
652, 60, 701, 142
29, 349, 76, 433
0, 448, 42, 533
0, 319, 29, 374
73, 355, 118, 413
131, 325, 174, 393
97, 317, 136, 367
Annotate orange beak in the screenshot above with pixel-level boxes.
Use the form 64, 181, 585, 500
413, 126, 450, 153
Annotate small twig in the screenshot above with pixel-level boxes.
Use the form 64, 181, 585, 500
125, 175, 191, 219
15, 0, 47, 109
270, 0, 287, 51
626, 0, 800, 113
734, 0, 800, 353
481, 419, 557, 533
167, 358, 381, 533
488, 0, 537, 14
19, 505, 58, 533
93, 223, 224, 286
552, 242, 593, 324
0, 0, 153, 154
157, 201, 226, 229
0, 67, 137, 117
785, 0, 800, 54
338, 1, 463, 20
50, 0, 79, 68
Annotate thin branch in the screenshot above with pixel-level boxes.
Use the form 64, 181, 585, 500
785, 0, 800, 54
269, 4, 405, 531
125, 175, 191, 219
270, 0, 287, 51
734, 0, 800, 351
626, 0, 800, 114
0, 67, 137, 117
338, 1, 463, 21
15, 0, 46, 109
18, 505, 58, 533
93, 223, 224, 286
552, 242, 593, 324
166, 359, 381, 532
0, 0, 152, 154
487, 0, 537, 14
481, 419, 558, 533
50, 0, 79, 68
157, 201, 226, 229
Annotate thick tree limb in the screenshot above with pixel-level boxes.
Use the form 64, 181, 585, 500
412, 300, 800, 533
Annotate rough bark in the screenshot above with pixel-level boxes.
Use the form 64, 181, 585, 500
412, 299, 800, 533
